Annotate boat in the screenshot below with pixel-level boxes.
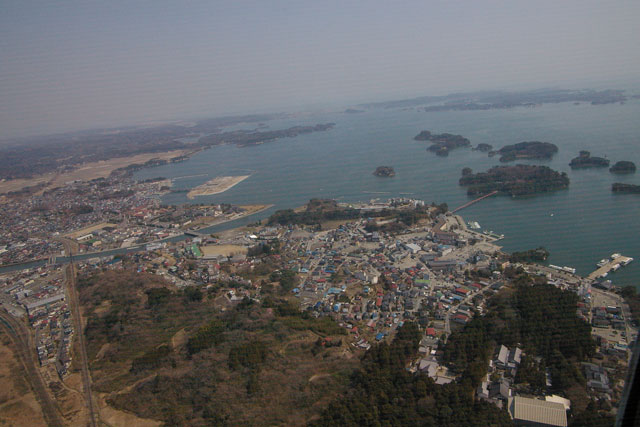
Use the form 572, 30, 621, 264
622, 257, 633, 266
611, 253, 622, 259
561, 266, 576, 274
612, 264, 620, 271
597, 259, 608, 267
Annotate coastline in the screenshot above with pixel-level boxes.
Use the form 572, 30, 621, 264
0, 150, 190, 196
186, 175, 251, 199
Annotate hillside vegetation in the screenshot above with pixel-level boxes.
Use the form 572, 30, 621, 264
78, 270, 356, 425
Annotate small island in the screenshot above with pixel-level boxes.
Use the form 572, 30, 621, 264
414, 130, 471, 156
569, 151, 610, 168
497, 141, 558, 162
474, 143, 493, 152
459, 164, 569, 196
373, 166, 396, 177
610, 161, 636, 174
612, 183, 640, 194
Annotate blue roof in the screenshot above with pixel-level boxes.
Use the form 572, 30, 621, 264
376, 333, 384, 340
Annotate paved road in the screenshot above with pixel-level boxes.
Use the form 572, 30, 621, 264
0, 311, 64, 426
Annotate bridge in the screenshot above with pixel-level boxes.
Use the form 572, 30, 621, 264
451, 191, 498, 214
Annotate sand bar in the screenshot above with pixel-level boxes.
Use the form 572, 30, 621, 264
187, 175, 250, 199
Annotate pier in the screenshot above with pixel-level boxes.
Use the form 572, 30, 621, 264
451, 191, 498, 214
588, 255, 633, 280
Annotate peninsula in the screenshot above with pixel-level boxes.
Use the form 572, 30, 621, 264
610, 161, 636, 174
569, 151, 610, 168
187, 175, 250, 199
497, 141, 558, 162
373, 166, 396, 177
414, 130, 471, 156
459, 164, 569, 196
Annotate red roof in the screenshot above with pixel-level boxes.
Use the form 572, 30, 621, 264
426, 327, 436, 337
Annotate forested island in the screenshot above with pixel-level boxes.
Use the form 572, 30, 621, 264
359, 88, 628, 110
459, 165, 569, 196
610, 161, 636, 174
474, 143, 493, 152
496, 141, 558, 162
569, 151, 610, 168
612, 183, 640, 194
373, 166, 396, 177
414, 131, 471, 156
197, 123, 335, 147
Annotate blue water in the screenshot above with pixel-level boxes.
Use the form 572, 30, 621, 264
135, 100, 640, 286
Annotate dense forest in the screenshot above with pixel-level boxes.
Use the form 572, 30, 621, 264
509, 247, 550, 263
609, 161, 636, 174
442, 282, 594, 394
414, 130, 471, 156
612, 183, 640, 194
569, 151, 610, 169
459, 165, 569, 196
313, 322, 513, 426
266, 198, 439, 227
496, 141, 558, 162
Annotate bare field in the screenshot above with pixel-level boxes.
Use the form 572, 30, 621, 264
187, 175, 250, 199
0, 150, 187, 196
201, 244, 248, 257
64, 222, 118, 239
98, 393, 161, 427
0, 333, 47, 427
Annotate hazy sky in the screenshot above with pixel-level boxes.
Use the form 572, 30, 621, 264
1, 0, 639, 138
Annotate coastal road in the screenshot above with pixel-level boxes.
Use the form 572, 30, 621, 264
63, 244, 98, 427
0, 310, 64, 426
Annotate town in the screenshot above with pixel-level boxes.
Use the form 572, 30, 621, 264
0, 172, 637, 426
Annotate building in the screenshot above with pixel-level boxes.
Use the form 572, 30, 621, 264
508, 396, 567, 427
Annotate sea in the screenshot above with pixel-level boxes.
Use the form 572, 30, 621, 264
134, 98, 640, 287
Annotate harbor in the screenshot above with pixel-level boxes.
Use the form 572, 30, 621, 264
588, 254, 634, 280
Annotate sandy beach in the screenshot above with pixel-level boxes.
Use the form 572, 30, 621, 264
187, 175, 250, 199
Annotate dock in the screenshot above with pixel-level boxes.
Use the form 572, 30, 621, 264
588, 255, 633, 280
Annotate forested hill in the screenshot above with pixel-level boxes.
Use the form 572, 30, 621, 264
312, 322, 513, 426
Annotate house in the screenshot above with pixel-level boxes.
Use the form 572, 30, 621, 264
496, 345, 509, 368
452, 313, 469, 324
508, 347, 522, 368
418, 359, 438, 378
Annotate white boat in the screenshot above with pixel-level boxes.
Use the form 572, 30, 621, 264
612, 264, 620, 271
597, 259, 608, 267
622, 257, 633, 266
611, 253, 622, 259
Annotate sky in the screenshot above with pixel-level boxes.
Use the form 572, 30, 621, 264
1, 0, 640, 139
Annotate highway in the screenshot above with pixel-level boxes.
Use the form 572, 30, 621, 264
0, 310, 64, 426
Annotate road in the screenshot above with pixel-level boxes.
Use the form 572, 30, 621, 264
0, 310, 64, 426
63, 242, 98, 427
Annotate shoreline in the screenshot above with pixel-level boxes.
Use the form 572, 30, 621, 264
186, 175, 251, 199
0, 149, 190, 196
